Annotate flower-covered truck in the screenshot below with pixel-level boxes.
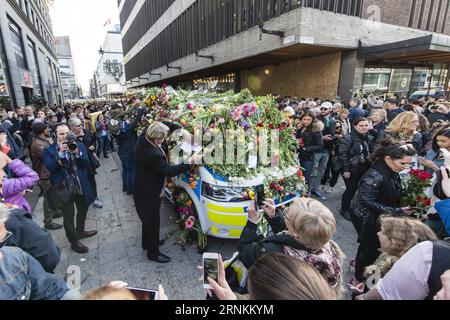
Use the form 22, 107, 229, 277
128, 87, 307, 249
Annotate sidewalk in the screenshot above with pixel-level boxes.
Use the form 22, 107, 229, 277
33, 154, 209, 299
32, 154, 357, 300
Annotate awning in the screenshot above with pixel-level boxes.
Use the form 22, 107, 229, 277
358, 34, 450, 66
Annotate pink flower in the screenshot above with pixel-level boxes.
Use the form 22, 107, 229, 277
185, 219, 194, 230
218, 118, 225, 124
187, 103, 194, 110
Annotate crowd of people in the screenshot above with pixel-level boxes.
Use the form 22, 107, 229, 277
0, 91, 450, 300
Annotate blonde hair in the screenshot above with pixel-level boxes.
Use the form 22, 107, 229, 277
385, 111, 419, 136
285, 198, 336, 251
339, 108, 349, 115
248, 252, 337, 300
365, 216, 437, 277
81, 285, 136, 300
146, 122, 169, 141
370, 109, 387, 122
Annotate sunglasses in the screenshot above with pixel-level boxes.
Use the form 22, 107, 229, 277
0, 231, 12, 248
321, 108, 331, 111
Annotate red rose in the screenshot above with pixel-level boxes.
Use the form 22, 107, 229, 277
270, 182, 276, 190
276, 185, 282, 191
418, 171, 433, 181
410, 169, 420, 176
297, 170, 303, 178
257, 122, 264, 128
423, 198, 431, 206
280, 178, 285, 184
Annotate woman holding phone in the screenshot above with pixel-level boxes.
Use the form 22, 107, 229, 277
238, 198, 344, 294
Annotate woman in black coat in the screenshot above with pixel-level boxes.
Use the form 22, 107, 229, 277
335, 118, 372, 220
350, 140, 416, 282
296, 111, 323, 194
134, 122, 194, 263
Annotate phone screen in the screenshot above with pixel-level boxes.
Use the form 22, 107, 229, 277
255, 185, 265, 207
127, 287, 158, 300
203, 257, 219, 285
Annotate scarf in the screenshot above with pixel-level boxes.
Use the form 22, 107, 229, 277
353, 130, 370, 160
283, 240, 343, 288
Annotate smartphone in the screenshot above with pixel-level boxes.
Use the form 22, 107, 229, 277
255, 185, 265, 209
126, 287, 159, 300
203, 252, 219, 289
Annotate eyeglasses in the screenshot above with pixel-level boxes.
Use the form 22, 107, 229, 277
321, 108, 330, 111
0, 231, 12, 248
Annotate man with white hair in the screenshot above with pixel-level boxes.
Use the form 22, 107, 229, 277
68, 117, 102, 209
0, 204, 60, 272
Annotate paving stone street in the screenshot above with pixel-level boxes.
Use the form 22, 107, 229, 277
31, 154, 357, 300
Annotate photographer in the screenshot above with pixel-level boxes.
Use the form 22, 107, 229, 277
43, 124, 97, 254
238, 198, 343, 294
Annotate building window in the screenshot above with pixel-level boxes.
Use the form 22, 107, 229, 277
24, 0, 29, 17
8, 17, 28, 70
27, 38, 42, 96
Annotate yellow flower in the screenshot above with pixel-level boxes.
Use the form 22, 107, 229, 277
151, 95, 156, 100
145, 99, 151, 105
187, 200, 193, 207
248, 191, 255, 200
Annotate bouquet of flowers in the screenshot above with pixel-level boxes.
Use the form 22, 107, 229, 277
172, 188, 207, 252
401, 169, 434, 217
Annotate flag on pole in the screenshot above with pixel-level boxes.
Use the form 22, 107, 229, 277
103, 18, 111, 27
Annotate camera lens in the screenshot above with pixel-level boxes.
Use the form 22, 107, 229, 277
69, 143, 77, 151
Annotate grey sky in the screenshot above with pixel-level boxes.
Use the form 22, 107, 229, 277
51, 0, 120, 93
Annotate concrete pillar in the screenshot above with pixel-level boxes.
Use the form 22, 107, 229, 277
337, 50, 365, 103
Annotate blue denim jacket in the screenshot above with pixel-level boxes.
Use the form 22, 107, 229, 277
0, 246, 69, 300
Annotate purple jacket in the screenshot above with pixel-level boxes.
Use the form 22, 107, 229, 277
2, 160, 39, 212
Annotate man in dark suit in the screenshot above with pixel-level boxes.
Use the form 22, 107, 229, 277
134, 122, 198, 263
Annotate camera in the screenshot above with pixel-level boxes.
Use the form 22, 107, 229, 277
65, 131, 78, 152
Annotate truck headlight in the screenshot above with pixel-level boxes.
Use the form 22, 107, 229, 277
201, 182, 247, 202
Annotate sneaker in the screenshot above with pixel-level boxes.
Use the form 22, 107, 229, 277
45, 222, 63, 230
93, 199, 103, 208
325, 186, 334, 194
311, 191, 327, 201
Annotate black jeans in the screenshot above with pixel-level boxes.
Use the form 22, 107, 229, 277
61, 195, 89, 243
88, 174, 98, 199
351, 212, 381, 282
341, 165, 370, 212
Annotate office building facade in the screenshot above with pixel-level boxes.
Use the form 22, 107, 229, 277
119, 0, 450, 101
96, 24, 126, 98
55, 36, 79, 100
0, 0, 63, 108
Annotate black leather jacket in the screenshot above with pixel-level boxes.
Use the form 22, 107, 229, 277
336, 131, 371, 172
351, 168, 404, 218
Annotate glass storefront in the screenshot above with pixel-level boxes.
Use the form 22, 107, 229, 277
192, 73, 236, 93
362, 64, 449, 99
